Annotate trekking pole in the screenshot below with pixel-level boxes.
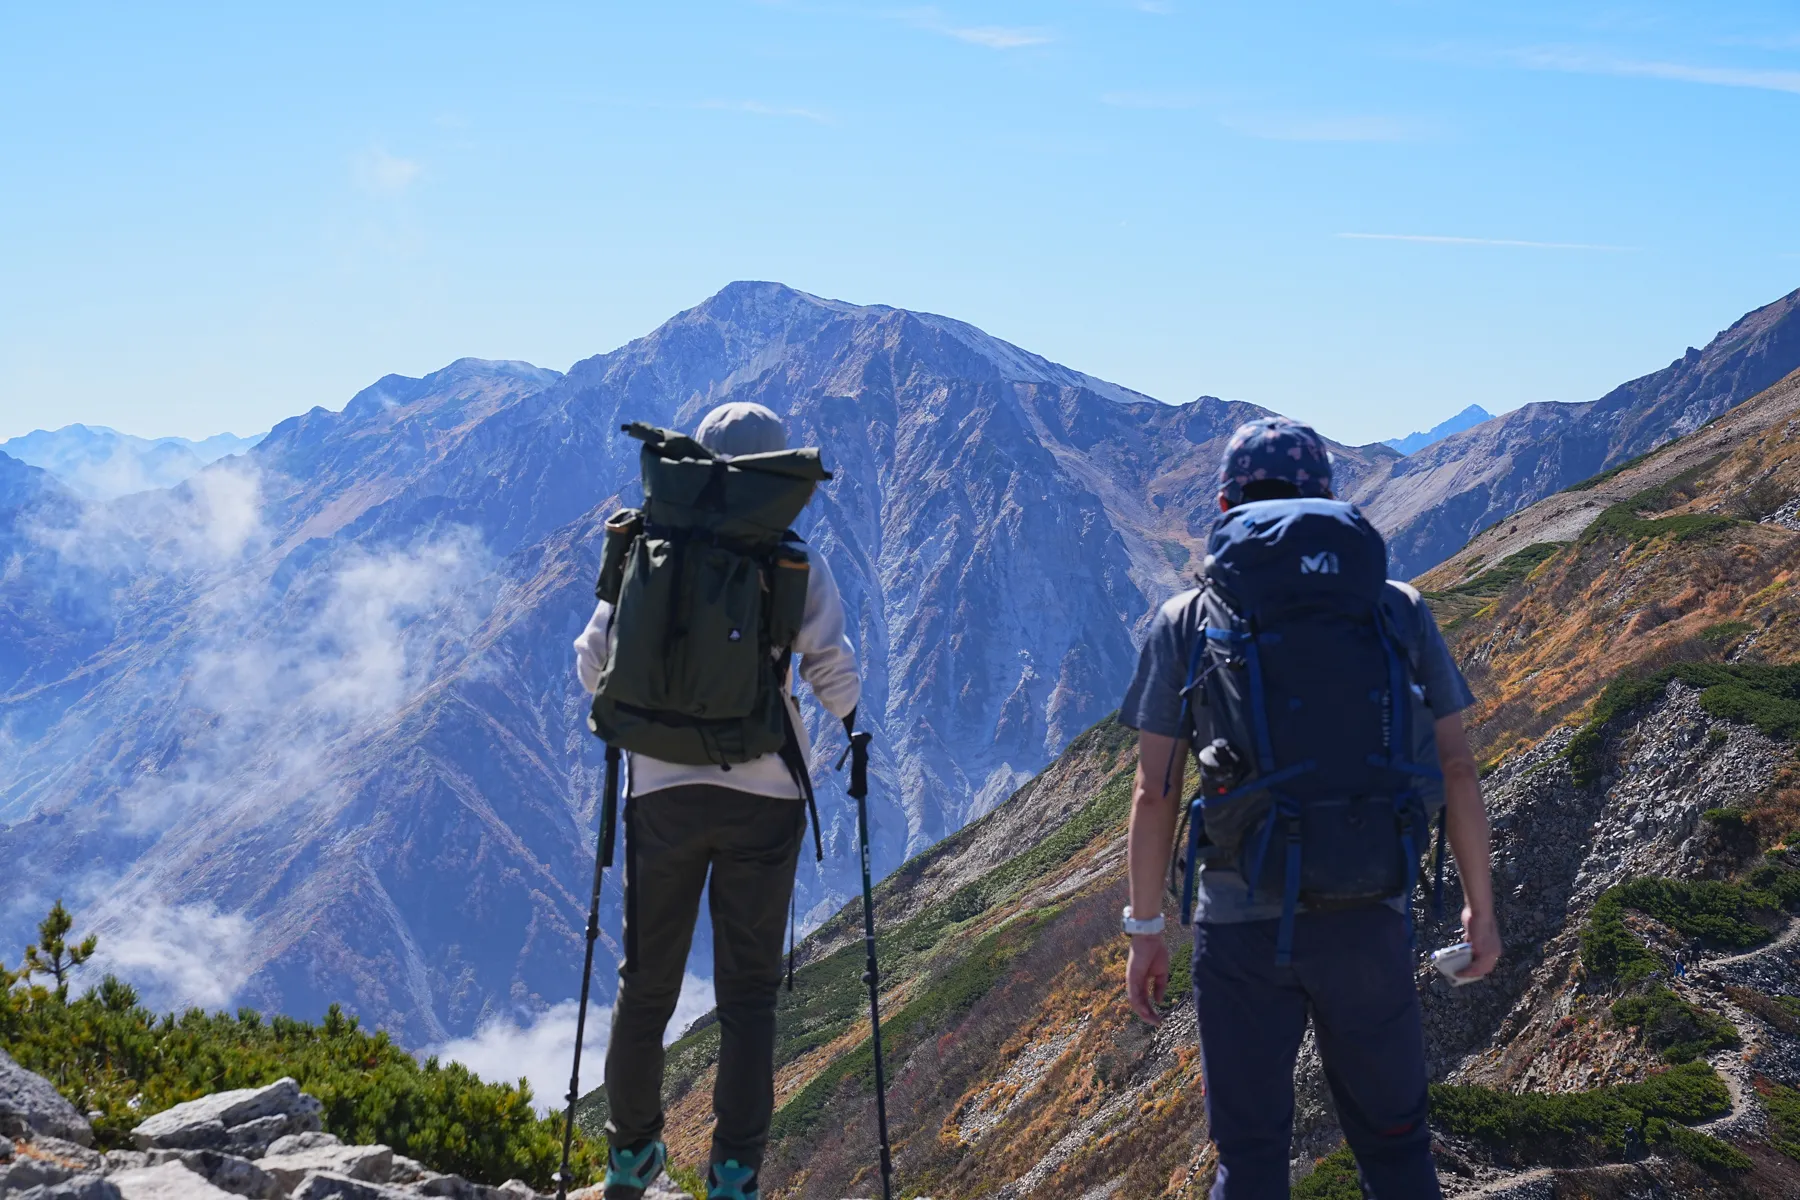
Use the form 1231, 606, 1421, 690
555, 743, 620, 1200
837, 716, 893, 1200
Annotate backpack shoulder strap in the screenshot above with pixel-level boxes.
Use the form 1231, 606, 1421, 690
1379, 580, 1431, 682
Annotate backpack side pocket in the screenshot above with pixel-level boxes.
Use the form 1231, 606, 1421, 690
596, 508, 643, 605
765, 543, 810, 651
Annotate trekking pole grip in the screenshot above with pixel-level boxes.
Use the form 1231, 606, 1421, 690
849, 731, 871, 800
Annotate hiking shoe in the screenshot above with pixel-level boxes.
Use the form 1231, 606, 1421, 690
706, 1159, 759, 1200
603, 1139, 667, 1199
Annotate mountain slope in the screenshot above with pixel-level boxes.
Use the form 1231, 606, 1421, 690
642, 364, 1800, 1198
1361, 288, 1800, 577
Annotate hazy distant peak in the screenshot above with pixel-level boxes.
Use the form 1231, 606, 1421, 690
0, 424, 268, 500
340, 357, 564, 421
433, 357, 565, 385
1383, 404, 1496, 455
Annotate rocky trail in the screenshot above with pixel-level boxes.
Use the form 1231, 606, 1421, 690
1433, 907, 1800, 1197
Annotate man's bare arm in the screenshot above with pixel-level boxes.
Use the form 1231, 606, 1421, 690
1125, 731, 1184, 1023
1436, 712, 1500, 978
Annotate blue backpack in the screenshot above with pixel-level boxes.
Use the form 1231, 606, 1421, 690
1176, 499, 1444, 963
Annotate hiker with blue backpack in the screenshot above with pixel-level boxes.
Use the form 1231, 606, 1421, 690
1118, 417, 1500, 1198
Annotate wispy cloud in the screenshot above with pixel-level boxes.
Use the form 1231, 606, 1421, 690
353, 148, 423, 196
1100, 93, 1431, 142
1338, 232, 1635, 251
1221, 113, 1428, 143
941, 24, 1053, 48
91, 901, 256, 1011
432, 973, 715, 1111
1100, 90, 1203, 109
1129, 0, 1177, 13
696, 99, 834, 124
1712, 31, 1800, 52
892, 8, 1053, 49
1508, 46, 1800, 95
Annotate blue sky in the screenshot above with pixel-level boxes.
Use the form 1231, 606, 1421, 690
2, 2, 1797, 445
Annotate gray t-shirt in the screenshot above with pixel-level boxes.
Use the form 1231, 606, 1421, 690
1118, 580, 1475, 924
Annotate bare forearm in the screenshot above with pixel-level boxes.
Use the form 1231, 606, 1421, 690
1128, 733, 1184, 918
1436, 715, 1494, 916
1446, 769, 1493, 913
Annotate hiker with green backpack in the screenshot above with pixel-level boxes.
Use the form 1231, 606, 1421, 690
1119, 417, 1500, 1199
571, 402, 862, 1200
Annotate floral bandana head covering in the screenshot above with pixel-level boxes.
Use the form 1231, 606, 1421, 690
1217, 416, 1334, 507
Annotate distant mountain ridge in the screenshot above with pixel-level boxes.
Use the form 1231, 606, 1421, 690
1355, 287, 1800, 576
2, 280, 1798, 1051
2, 424, 266, 500
1384, 404, 1495, 455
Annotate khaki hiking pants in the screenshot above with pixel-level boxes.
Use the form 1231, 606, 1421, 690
603, 783, 806, 1173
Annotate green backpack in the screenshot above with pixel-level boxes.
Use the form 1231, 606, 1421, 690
587, 422, 830, 766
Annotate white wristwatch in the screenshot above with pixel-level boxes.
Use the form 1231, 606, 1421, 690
1122, 906, 1166, 936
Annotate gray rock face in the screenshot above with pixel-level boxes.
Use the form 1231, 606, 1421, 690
16, 1173, 123, 1200
0, 1049, 94, 1147
152, 1149, 280, 1199
110, 1161, 240, 1200
131, 1078, 320, 1154
258, 1144, 393, 1194
289, 1171, 416, 1200
2, 1153, 79, 1193
264, 1132, 342, 1157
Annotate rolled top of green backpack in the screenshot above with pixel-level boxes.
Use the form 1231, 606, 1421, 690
624, 422, 830, 546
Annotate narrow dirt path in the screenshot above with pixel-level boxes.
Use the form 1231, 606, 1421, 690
1441, 914, 1800, 1195
1699, 916, 1800, 971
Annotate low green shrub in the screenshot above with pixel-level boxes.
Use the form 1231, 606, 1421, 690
767, 910, 1050, 1145
1582, 508, 1739, 546
1699, 621, 1755, 649
1433, 543, 1566, 600
1726, 987, 1800, 1040
1610, 986, 1740, 1063
1293, 1145, 1361, 1199
1577, 458, 1740, 549
1655, 1122, 1752, 1171
2, 982, 601, 1189
1429, 1061, 1732, 1166
1566, 662, 1800, 788
1579, 872, 1797, 987
1764, 1080, 1800, 1162
1567, 450, 1660, 493
0, 901, 602, 1190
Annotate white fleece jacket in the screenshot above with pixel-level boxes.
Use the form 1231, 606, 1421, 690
573, 551, 862, 799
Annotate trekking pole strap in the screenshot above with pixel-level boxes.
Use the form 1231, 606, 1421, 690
600, 746, 620, 870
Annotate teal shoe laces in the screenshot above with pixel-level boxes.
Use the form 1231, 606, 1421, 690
707, 1159, 759, 1200
604, 1140, 667, 1195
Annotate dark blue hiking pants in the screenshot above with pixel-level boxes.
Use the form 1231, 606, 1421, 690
1193, 906, 1442, 1199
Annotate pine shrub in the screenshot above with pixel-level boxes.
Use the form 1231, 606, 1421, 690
1, 973, 602, 1189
